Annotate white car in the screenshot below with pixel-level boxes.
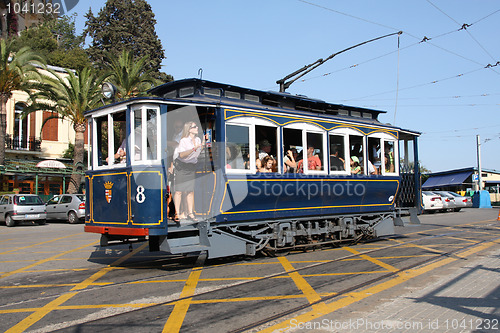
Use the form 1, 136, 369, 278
432, 191, 456, 212
422, 191, 444, 213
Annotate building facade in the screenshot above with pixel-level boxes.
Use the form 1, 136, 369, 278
423, 167, 500, 204
1, 65, 87, 199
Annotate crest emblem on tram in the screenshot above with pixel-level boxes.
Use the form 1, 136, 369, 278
104, 181, 114, 203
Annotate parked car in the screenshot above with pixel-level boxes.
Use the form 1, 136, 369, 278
0, 194, 47, 227
432, 191, 456, 212
422, 191, 444, 213
45, 194, 85, 224
445, 191, 470, 210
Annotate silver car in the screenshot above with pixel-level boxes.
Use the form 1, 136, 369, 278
432, 191, 457, 212
46, 194, 85, 224
445, 191, 470, 211
0, 194, 47, 227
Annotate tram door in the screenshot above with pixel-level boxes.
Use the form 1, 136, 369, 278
166, 105, 217, 219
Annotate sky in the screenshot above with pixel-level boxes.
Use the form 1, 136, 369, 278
67, 0, 500, 173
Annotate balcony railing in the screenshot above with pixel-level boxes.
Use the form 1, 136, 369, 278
5, 135, 42, 152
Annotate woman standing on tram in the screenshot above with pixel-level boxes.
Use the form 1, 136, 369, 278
173, 121, 204, 222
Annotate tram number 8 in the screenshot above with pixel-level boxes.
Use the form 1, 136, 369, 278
136, 185, 146, 203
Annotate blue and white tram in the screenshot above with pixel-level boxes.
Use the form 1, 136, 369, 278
84, 79, 421, 258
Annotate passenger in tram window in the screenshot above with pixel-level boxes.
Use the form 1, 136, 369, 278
368, 160, 378, 175
385, 144, 395, 173
114, 139, 126, 163
105, 139, 126, 164
284, 147, 297, 173
259, 156, 275, 173
330, 146, 345, 171
258, 139, 272, 159
256, 140, 272, 170
297, 145, 321, 172
350, 156, 362, 174
173, 121, 205, 223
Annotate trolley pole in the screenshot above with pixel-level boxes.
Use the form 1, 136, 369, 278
477, 135, 483, 191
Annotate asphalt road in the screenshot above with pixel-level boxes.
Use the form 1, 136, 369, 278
0, 208, 499, 333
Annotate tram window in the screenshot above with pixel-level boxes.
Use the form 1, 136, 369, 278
367, 137, 381, 175
255, 125, 278, 172
146, 109, 158, 160
384, 140, 396, 174
283, 128, 303, 174
95, 116, 109, 166
303, 132, 324, 172
112, 112, 126, 164
329, 134, 346, 172
131, 106, 161, 163
226, 124, 250, 171
133, 109, 143, 161
349, 135, 364, 175
87, 119, 92, 169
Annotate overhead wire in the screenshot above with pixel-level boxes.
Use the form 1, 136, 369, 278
426, 0, 498, 63
296, 0, 500, 85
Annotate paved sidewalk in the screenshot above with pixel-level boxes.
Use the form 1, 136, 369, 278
288, 247, 500, 332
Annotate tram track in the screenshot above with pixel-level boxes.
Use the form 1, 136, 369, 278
231, 234, 500, 333
34, 220, 499, 332
0, 222, 475, 310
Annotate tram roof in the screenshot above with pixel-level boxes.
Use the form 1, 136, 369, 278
148, 78, 386, 121
86, 79, 420, 136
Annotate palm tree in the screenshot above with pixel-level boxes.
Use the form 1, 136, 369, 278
0, 39, 44, 166
105, 50, 157, 100
26, 66, 108, 193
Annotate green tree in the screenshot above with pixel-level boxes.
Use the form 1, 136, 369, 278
12, 14, 90, 71
0, 39, 44, 166
25, 67, 108, 193
105, 50, 157, 100
84, 0, 167, 80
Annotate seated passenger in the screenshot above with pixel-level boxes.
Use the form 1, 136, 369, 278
297, 145, 321, 172
258, 140, 272, 160
350, 156, 362, 174
284, 148, 297, 173
259, 156, 275, 173
367, 159, 378, 175
385, 146, 395, 173
330, 146, 345, 171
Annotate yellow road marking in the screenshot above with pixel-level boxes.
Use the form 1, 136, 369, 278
343, 254, 437, 261
258, 239, 499, 333
5, 292, 79, 333
4, 242, 148, 332
72, 242, 148, 291
278, 257, 322, 305
343, 247, 399, 272
0, 241, 98, 280
445, 236, 480, 244
390, 238, 445, 253
0, 282, 111, 289
162, 266, 204, 333
0, 293, 342, 315
0, 233, 85, 255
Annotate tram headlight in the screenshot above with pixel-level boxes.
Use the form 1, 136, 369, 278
102, 82, 117, 100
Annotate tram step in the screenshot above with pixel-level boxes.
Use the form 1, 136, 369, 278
160, 235, 210, 254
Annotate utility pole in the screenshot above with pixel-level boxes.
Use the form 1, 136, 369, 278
477, 135, 483, 191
